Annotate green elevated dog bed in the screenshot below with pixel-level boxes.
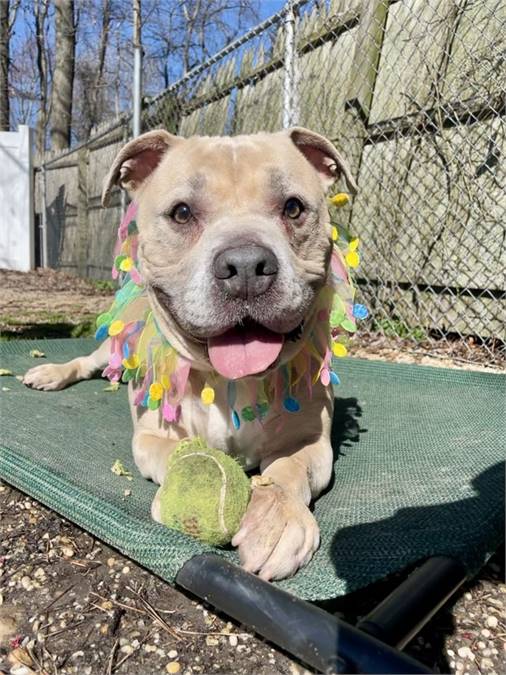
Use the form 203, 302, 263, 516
1, 339, 504, 672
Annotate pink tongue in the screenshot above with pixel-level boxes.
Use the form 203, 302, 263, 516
208, 324, 284, 379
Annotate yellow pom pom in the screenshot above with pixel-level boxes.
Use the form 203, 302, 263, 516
119, 256, 133, 272
349, 237, 359, 252
329, 193, 350, 208
332, 342, 348, 358
345, 251, 360, 268
201, 386, 215, 405
161, 374, 171, 390
149, 382, 164, 401
331, 226, 338, 241
122, 353, 140, 370
108, 320, 125, 336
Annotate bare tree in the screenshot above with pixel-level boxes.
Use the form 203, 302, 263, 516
144, 0, 259, 89
0, 0, 21, 131
35, 0, 50, 155
7, 0, 260, 146
50, 0, 76, 150
74, 0, 112, 140
0, 1, 10, 131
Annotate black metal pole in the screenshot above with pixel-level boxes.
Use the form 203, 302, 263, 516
357, 556, 468, 649
176, 554, 431, 674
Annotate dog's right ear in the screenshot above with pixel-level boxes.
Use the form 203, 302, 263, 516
102, 129, 181, 207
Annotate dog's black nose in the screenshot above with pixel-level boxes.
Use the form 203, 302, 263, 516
213, 245, 278, 300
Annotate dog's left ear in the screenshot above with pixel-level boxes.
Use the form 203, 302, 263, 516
288, 127, 357, 194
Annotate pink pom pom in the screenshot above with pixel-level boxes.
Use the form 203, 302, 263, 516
134, 388, 146, 406
163, 402, 181, 423
130, 267, 142, 285
118, 201, 138, 241
109, 352, 122, 369
320, 368, 330, 386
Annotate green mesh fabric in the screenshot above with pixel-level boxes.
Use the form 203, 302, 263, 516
0, 339, 504, 601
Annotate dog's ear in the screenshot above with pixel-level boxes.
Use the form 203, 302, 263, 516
102, 129, 181, 206
287, 127, 357, 194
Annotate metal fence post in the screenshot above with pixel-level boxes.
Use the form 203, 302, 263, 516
282, 0, 297, 128
121, 121, 129, 217
40, 163, 49, 268
132, 0, 142, 137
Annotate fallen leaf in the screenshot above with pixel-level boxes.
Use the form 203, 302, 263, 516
111, 459, 133, 480
8, 647, 33, 668
0, 369, 13, 376
103, 381, 120, 392
29, 349, 46, 358
0, 614, 18, 643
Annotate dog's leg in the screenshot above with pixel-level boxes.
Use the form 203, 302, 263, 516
132, 431, 181, 523
232, 436, 333, 581
132, 430, 180, 487
23, 339, 111, 391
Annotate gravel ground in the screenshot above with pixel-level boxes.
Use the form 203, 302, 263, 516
1, 268, 505, 674
0, 484, 298, 675
1, 484, 504, 675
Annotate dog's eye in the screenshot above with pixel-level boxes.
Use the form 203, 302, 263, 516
170, 203, 192, 224
283, 197, 304, 219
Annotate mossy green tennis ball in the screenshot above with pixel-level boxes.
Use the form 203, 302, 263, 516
159, 437, 251, 546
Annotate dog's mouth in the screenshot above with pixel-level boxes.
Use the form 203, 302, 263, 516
207, 319, 304, 379
207, 320, 279, 380
153, 286, 304, 380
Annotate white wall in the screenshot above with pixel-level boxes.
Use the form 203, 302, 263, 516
0, 126, 34, 272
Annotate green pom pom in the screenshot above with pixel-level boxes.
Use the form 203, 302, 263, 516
159, 438, 251, 546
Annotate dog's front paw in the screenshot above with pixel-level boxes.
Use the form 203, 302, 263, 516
23, 364, 72, 391
231, 482, 320, 581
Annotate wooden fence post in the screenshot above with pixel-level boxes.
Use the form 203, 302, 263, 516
335, 0, 390, 211
345, 0, 389, 124
77, 146, 90, 277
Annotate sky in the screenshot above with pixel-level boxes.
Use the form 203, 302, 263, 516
7, 0, 292, 138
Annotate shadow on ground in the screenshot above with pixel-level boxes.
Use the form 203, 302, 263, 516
0, 320, 95, 340
324, 399, 505, 674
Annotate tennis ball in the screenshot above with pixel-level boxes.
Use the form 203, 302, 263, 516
159, 437, 251, 546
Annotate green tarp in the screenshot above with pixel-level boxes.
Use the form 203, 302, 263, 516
0, 339, 503, 601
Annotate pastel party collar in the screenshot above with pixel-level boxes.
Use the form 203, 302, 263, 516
95, 195, 368, 429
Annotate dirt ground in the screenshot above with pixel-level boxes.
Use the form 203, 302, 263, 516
0, 269, 114, 340
1, 268, 505, 674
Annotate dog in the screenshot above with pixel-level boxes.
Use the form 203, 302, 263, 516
23, 127, 357, 581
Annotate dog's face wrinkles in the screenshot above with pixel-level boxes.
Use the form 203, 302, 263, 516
104, 129, 356, 376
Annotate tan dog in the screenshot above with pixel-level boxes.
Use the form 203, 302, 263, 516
24, 127, 356, 581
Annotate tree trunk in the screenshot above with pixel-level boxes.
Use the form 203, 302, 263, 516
50, 0, 76, 150
35, 0, 49, 156
83, 0, 110, 139
0, 0, 10, 131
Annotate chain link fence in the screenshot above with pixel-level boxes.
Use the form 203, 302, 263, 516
35, 0, 505, 368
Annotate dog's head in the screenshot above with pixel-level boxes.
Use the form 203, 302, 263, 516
103, 128, 356, 379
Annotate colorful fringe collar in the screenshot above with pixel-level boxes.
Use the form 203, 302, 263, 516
95, 195, 368, 429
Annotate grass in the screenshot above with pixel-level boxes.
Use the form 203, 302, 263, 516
90, 279, 117, 292
372, 318, 427, 342
0, 314, 96, 340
